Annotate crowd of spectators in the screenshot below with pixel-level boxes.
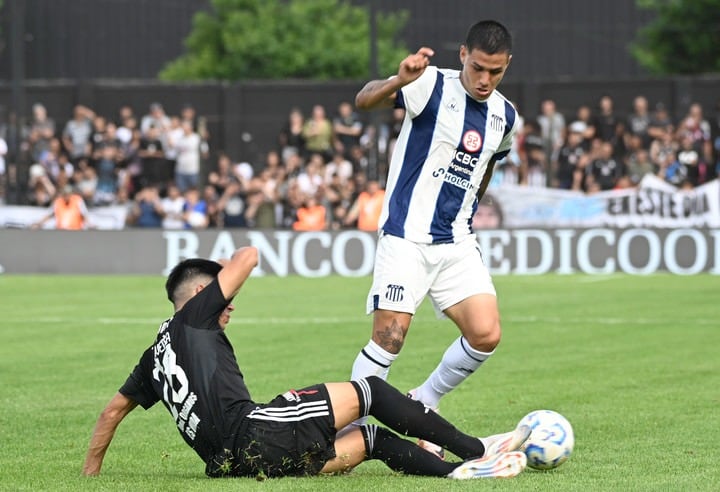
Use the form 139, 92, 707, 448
0, 94, 719, 230
495, 95, 720, 193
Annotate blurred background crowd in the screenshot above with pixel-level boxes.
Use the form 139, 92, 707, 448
2, 93, 719, 230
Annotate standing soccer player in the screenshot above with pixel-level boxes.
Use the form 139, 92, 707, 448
350, 20, 518, 453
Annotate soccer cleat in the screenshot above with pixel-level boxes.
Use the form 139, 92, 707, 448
448, 451, 527, 479
481, 424, 532, 458
406, 389, 445, 460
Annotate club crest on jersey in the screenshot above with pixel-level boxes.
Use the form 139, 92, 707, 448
385, 284, 404, 302
490, 114, 505, 132
462, 130, 482, 153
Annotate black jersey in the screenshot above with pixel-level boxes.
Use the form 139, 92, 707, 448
119, 278, 255, 463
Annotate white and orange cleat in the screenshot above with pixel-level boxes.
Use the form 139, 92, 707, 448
448, 451, 527, 479
480, 424, 532, 458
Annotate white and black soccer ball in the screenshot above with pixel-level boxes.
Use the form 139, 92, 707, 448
518, 409, 574, 470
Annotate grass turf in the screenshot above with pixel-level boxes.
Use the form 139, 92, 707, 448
1, 273, 718, 491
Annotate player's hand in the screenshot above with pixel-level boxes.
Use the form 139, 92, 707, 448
397, 47, 434, 85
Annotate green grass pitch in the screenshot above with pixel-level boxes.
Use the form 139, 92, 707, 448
1, 273, 718, 491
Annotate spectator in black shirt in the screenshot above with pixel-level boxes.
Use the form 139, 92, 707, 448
555, 121, 588, 190
593, 95, 622, 143
138, 125, 169, 188
333, 101, 363, 158
278, 107, 306, 161
647, 102, 674, 142
586, 141, 625, 191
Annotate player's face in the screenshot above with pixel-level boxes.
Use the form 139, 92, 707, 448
459, 46, 511, 101
218, 303, 234, 330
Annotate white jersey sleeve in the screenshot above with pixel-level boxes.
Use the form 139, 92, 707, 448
396, 66, 439, 118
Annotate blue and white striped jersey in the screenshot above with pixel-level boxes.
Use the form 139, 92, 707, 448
379, 66, 518, 244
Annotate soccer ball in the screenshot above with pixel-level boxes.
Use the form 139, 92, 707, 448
518, 409, 574, 470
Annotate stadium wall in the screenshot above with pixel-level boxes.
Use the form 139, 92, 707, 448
1, 228, 718, 275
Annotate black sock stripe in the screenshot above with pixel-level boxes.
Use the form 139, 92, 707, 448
459, 337, 485, 363
361, 348, 390, 368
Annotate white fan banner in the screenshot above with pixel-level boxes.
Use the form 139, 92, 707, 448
487, 175, 720, 228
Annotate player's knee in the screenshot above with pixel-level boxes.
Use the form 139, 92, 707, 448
371, 310, 411, 354
364, 375, 387, 393
464, 318, 501, 352
364, 375, 397, 403
371, 328, 406, 354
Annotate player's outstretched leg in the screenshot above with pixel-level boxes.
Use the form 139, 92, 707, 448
406, 389, 532, 461
356, 425, 528, 478
353, 376, 484, 459
406, 388, 445, 459
359, 424, 457, 476
350, 377, 529, 478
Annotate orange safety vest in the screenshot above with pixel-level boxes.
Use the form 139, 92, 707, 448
293, 205, 326, 231
356, 190, 385, 231
53, 195, 86, 230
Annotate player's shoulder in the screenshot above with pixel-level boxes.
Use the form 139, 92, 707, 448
437, 67, 460, 79
489, 89, 516, 113
489, 90, 519, 130
414, 65, 441, 83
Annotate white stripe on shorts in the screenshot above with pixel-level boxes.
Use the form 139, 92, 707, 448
247, 400, 330, 422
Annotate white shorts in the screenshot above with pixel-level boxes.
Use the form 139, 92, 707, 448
366, 234, 496, 317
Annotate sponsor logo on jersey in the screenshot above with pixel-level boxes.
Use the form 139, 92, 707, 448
462, 130, 482, 152
432, 167, 474, 191
385, 284, 405, 302
452, 150, 480, 167
446, 97, 460, 112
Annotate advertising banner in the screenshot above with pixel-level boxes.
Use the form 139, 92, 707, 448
1, 228, 718, 275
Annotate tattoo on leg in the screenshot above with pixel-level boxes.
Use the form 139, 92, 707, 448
375, 319, 405, 353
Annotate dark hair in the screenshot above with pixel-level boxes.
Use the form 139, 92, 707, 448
465, 20, 512, 55
474, 192, 504, 229
165, 258, 222, 302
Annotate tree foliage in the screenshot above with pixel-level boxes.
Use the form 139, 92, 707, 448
160, 0, 409, 81
632, 0, 720, 74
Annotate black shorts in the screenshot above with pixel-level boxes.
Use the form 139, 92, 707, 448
229, 384, 337, 478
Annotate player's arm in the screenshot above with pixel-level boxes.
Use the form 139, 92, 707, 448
216, 246, 259, 301
355, 47, 434, 110
476, 157, 499, 203
83, 392, 139, 476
